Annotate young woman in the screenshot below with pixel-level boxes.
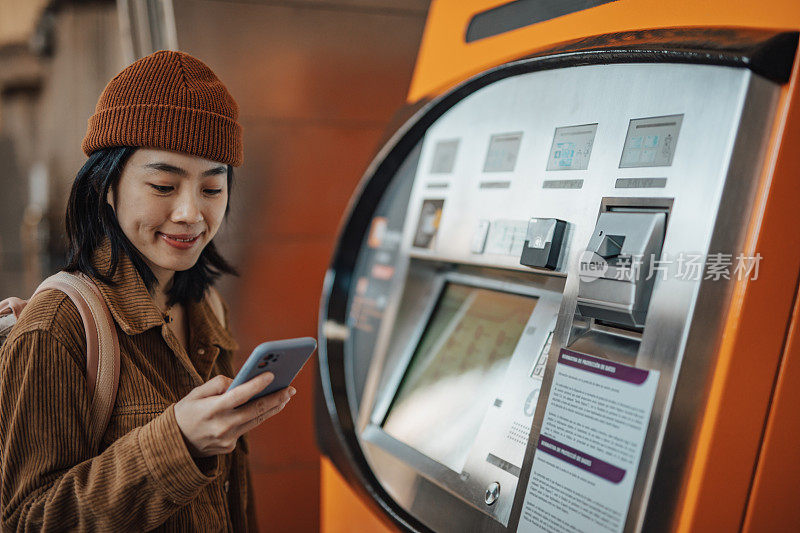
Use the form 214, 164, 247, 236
0, 50, 285, 531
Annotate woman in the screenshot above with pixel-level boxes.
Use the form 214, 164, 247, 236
0, 50, 288, 531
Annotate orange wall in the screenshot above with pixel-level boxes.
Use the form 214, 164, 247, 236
170, 1, 429, 531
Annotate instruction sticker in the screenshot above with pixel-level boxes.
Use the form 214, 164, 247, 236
518, 349, 659, 533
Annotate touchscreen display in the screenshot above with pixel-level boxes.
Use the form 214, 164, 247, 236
382, 283, 537, 472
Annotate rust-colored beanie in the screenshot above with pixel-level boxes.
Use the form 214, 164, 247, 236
82, 50, 242, 166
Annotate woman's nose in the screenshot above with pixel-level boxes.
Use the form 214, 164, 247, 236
172, 190, 204, 224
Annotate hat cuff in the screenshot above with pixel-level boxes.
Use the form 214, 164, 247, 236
82, 104, 243, 166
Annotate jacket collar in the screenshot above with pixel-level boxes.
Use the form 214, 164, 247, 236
89, 237, 238, 352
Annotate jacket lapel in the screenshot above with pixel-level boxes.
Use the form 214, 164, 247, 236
88, 237, 238, 385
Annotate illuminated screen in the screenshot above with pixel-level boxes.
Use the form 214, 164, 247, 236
546, 123, 598, 171
382, 283, 537, 473
619, 114, 683, 168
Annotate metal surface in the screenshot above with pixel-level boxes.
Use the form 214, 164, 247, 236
638, 72, 781, 533
361, 270, 562, 525
515, 71, 779, 533
319, 61, 779, 532
576, 211, 666, 327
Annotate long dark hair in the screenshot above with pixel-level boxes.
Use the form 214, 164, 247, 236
64, 146, 239, 306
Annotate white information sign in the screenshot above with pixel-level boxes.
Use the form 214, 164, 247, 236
518, 348, 660, 533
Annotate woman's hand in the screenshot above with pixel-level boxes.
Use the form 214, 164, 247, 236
174, 373, 295, 457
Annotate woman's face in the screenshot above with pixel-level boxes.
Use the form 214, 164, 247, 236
108, 148, 228, 287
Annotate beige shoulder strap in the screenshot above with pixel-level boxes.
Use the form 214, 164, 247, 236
34, 272, 120, 452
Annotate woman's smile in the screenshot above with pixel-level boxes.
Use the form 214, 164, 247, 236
158, 231, 204, 250
106, 148, 228, 289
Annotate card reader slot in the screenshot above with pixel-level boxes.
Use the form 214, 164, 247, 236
577, 197, 674, 329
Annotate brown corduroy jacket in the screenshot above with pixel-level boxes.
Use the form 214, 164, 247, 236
0, 238, 256, 532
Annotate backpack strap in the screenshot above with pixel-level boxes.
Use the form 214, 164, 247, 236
0, 297, 26, 317
33, 272, 120, 453
0, 298, 27, 344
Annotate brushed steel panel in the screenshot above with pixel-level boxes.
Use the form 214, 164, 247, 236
339, 62, 778, 532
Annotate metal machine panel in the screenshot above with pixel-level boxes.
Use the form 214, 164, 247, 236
321, 60, 778, 532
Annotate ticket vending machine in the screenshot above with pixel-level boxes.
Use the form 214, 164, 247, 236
316, 3, 800, 532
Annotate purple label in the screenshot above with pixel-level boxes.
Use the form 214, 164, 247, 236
558, 348, 649, 385
537, 435, 626, 483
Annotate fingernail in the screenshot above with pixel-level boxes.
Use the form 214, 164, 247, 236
288, 387, 296, 397
264, 372, 274, 382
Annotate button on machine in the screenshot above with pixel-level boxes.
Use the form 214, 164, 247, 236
485, 482, 500, 505
471, 220, 490, 254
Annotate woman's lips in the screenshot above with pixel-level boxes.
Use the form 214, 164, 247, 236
158, 232, 202, 250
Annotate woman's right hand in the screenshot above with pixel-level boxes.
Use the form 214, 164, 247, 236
173, 373, 295, 457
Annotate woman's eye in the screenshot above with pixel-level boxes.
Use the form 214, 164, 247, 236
204, 188, 223, 196
150, 184, 173, 193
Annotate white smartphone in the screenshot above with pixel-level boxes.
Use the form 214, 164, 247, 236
227, 337, 317, 402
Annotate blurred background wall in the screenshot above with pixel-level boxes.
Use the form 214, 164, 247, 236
0, 0, 429, 530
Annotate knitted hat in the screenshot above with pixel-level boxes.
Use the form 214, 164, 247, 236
82, 50, 243, 166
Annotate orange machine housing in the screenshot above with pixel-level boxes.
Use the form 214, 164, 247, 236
321, 1, 800, 531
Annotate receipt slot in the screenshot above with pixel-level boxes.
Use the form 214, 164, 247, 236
577, 211, 666, 328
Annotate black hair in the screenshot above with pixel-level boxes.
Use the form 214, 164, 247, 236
64, 146, 239, 306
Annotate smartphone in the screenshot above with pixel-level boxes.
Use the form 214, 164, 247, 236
227, 337, 317, 402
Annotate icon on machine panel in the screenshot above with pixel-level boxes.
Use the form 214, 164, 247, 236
620, 114, 683, 168
484, 132, 523, 172
430, 139, 460, 174
412, 199, 445, 249
546, 123, 598, 171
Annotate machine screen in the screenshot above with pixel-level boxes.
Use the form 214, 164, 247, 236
619, 114, 683, 167
483, 132, 523, 172
382, 283, 537, 473
546, 123, 598, 170
430, 139, 460, 174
